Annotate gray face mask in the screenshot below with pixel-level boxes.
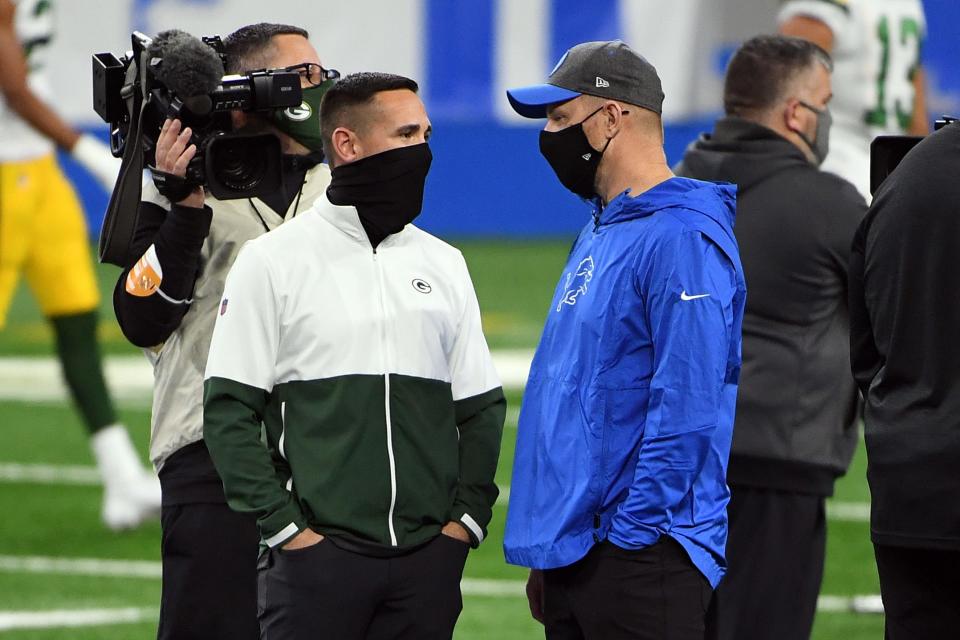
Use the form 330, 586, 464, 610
797, 101, 832, 166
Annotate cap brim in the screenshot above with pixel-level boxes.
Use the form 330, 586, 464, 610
506, 84, 581, 119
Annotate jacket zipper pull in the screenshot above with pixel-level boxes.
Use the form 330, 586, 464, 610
593, 513, 601, 542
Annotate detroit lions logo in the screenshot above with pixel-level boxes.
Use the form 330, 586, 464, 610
557, 256, 594, 312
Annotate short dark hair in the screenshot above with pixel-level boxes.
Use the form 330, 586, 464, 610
222, 23, 309, 74
319, 72, 420, 162
723, 35, 832, 117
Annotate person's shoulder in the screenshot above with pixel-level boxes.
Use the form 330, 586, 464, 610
404, 225, 464, 260
807, 168, 867, 210
402, 225, 473, 283
778, 0, 852, 33
648, 179, 736, 234
244, 206, 320, 262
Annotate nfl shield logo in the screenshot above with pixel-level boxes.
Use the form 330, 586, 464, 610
220, 299, 228, 316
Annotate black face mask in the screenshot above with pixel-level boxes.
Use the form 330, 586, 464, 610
326, 143, 432, 247
539, 106, 612, 199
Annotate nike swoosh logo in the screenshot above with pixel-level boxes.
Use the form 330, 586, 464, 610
680, 291, 711, 301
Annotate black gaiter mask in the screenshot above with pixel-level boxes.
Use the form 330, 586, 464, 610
326, 143, 433, 248
539, 106, 612, 199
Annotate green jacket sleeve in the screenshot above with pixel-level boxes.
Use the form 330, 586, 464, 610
452, 388, 506, 546
448, 254, 507, 546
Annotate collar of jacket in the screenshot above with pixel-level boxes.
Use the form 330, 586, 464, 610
709, 116, 810, 162
309, 195, 404, 250
593, 176, 737, 232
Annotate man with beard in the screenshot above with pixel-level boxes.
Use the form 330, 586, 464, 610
203, 72, 506, 639
677, 35, 866, 640
112, 22, 336, 640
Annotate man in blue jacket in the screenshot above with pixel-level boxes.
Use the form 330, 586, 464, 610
503, 40, 746, 640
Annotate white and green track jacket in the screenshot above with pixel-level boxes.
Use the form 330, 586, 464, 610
203, 196, 506, 552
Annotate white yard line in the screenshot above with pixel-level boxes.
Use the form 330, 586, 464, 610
0, 555, 161, 579
462, 577, 525, 597
0, 554, 518, 598
0, 356, 153, 403
0, 464, 872, 525
817, 595, 885, 614
827, 501, 871, 522
0, 350, 535, 403
0, 463, 101, 485
0, 554, 882, 613
0, 607, 156, 631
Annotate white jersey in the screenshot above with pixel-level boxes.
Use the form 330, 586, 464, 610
779, 0, 927, 199
0, 0, 56, 162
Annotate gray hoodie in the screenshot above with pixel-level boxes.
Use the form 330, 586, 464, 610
677, 117, 866, 495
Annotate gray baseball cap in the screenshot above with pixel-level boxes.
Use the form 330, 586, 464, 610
507, 40, 664, 119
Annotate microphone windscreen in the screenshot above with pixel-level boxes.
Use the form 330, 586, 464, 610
146, 30, 224, 99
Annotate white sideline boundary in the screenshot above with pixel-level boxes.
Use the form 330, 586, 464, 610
0, 554, 882, 613
0, 607, 157, 631
0, 555, 161, 579
0, 463, 101, 485
0, 464, 871, 523
0, 554, 520, 597
0, 351, 533, 400
0, 596, 883, 632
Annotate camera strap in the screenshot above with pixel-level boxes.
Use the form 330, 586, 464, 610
99, 46, 152, 267
248, 175, 307, 233
98, 95, 149, 266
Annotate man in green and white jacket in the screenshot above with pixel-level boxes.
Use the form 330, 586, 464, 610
203, 72, 505, 639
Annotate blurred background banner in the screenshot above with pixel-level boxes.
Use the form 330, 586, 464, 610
50, 0, 959, 238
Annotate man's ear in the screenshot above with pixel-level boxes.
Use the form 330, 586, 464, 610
331, 127, 360, 165
602, 102, 627, 136
783, 99, 803, 135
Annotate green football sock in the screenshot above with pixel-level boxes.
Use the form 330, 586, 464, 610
50, 311, 117, 434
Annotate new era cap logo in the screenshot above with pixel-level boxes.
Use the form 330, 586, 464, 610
596, 76, 610, 88
582, 153, 592, 161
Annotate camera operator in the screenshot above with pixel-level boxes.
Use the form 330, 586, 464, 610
112, 23, 336, 640
849, 121, 960, 638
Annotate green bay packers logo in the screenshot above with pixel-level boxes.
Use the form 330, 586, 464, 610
283, 102, 313, 122
412, 279, 432, 294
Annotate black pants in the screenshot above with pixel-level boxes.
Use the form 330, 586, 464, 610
258, 534, 469, 640
874, 544, 960, 639
158, 503, 261, 640
705, 486, 826, 640
542, 537, 712, 640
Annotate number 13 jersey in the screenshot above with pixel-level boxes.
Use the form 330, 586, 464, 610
779, 0, 926, 200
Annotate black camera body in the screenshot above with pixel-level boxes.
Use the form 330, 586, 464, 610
870, 116, 958, 196
93, 31, 303, 265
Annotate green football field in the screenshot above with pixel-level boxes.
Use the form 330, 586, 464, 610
0, 241, 883, 638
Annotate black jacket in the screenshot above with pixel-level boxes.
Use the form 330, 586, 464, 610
678, 117, 866, 495
849, 122, 960, 549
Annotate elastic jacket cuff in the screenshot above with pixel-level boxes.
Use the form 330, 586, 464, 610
259, 502, 308, 548
453, 509, 486, 547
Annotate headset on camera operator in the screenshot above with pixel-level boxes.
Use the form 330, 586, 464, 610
106, 24, 337, 640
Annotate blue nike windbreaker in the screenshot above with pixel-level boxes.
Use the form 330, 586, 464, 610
503, 178, 746, 588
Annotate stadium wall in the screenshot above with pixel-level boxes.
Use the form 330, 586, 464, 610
45, 0, 958, 239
